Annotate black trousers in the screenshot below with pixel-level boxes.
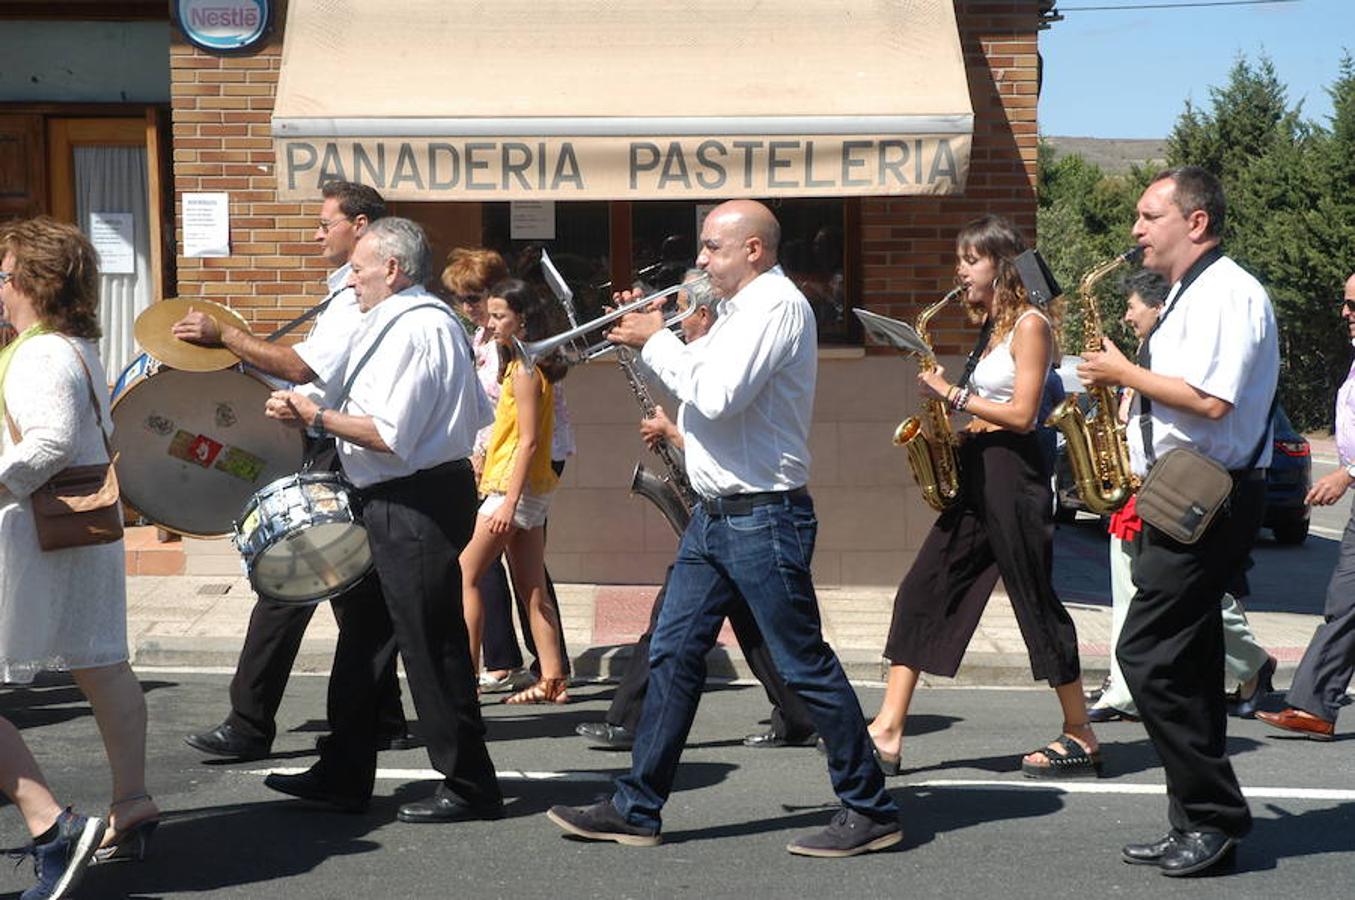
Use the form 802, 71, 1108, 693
1119, 476, 1265, 838
885, 431, 1080, 686
225, 578, 406, 745
605, 566, 815, 737
481, 458, 570, 675
317, 460, 500, 807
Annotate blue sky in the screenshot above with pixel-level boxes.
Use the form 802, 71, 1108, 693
1039, 0, 1353, 138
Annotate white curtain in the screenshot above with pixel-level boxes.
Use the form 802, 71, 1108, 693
73, 146, 152, 380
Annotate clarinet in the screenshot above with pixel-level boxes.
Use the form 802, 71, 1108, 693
616, 347, 699, 534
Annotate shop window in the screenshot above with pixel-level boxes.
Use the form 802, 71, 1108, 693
630, 198, 853, 344
480, 198, 854, 343
481, 201, 612, 323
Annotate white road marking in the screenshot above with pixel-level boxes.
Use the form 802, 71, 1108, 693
243, 766, 612, 783
912, 778, 1355, 802
239, 768, 1354, 802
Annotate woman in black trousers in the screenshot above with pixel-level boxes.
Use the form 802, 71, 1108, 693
867, 215, 1097, 778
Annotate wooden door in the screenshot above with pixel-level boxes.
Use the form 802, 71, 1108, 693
0, 114, 47, 221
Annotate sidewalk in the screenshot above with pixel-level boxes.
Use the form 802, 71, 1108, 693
127, 573, 1323, 689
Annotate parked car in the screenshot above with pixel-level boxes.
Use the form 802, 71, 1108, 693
1262, 406, 1312, 544
1050, 404, 1312, 545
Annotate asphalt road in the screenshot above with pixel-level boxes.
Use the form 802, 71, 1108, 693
2, 671, 1351, 900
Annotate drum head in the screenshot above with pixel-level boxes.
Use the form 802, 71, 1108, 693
251, 522, 372, 603
111, 368, 305, 537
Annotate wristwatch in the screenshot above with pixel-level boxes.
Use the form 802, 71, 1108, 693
1345, 462, 1355, 480
310, 406, 328, 439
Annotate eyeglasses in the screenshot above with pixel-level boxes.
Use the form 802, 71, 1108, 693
317, 217, 350, 234
0, 271, 11, 287
1343, 299, 1355, 313
454, 293, 485, 305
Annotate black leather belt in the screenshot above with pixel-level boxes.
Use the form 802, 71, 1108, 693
1229, 467, 1266, 483
360, 458, 472, 498
702, 486, 809, 517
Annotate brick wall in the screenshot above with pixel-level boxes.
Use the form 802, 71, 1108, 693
169, 4, 322, 335
862, 0, 1041, 356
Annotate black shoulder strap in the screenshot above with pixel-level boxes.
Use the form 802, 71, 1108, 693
1137, 246, 1224, 466
958, 318, 994, 389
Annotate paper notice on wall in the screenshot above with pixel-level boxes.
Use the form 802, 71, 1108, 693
510, 201, 555, 240
89, 212, 136, 275
183, 192, 231, 258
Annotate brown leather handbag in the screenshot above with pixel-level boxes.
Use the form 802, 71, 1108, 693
4, 338, 123, 551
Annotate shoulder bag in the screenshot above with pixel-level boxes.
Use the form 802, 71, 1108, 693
4, 337, 123, 551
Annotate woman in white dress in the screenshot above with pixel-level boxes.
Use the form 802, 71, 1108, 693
0, 217, 159, 863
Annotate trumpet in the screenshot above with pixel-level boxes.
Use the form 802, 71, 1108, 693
515, 273, 713, 367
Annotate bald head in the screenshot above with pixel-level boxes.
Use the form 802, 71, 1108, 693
1346, 273, 1355, 295
697, 200, 783, 299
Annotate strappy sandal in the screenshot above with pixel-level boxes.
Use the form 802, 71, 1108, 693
1020, 735, 1103, 779
94, 794, 160, 863
503, 677, 569, 705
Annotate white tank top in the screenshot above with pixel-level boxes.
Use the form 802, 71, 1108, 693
969, 308, 1050, 403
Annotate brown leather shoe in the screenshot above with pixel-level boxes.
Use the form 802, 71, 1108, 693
1256, 707, 1335, 741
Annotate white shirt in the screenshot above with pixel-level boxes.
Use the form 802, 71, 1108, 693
292, 264, 361, 403
640, 266, 814, 498
336, 285, 495, 488
1128, 254, 1279, 475
970, 308, 1052, 403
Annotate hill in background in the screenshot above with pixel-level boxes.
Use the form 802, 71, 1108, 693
1045, 136, 1167, 173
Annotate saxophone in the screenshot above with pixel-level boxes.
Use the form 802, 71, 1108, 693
894, 287, 964, 512
1044, 246, 1145, 515
616, 347, 698, 537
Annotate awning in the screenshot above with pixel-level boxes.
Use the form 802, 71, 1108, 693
272, 0, 973, 201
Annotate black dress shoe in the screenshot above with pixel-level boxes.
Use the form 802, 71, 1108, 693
184, 723, 271, 760
1160, 831, 1237, 877
575, 722, 635, 749
315, 730, 424, 754
1122, 830, 1182, 865
398, 788, 504, 824
263, 768, 368, 813
378, 730, 423, 752
743, 730, 818, 749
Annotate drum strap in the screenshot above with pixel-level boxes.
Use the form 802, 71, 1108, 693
263, 286, 344, 343
300, 302, 464, 469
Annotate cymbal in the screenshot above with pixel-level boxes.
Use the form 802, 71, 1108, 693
134, 298, 252, 372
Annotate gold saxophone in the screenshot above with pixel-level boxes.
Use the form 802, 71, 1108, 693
894, 287, 964, 512
1044, 246, 1144, 515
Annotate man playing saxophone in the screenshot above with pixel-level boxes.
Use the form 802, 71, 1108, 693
1078, 166, 1278, 877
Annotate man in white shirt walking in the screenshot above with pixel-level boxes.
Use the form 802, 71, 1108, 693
1080, 166, 1278, 876
260, 217, 502, 823
546, 200, 902, 857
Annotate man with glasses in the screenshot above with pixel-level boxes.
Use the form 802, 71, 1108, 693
1258, 272, 1355, 742
173, 181, 413, 761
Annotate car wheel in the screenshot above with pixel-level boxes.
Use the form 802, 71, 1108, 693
1272, 520, 1309, 545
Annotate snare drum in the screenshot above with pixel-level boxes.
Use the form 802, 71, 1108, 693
110, 354, 306, 537
234, 471, 373, 605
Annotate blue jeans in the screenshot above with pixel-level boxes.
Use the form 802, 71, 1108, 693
612, 493, 898, 830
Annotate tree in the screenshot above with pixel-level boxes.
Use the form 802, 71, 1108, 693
1040, 52, 1355, 431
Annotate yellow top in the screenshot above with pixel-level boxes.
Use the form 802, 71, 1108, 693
479, 359, 558, 496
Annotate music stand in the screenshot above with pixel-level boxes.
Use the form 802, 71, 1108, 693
539, 248, 578, 327
853, 308, 931, 357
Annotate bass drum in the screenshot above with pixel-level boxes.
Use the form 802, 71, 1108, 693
110, 354, 305, 537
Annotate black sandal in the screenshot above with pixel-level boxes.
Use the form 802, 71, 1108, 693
1020, 735, 1102, 779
